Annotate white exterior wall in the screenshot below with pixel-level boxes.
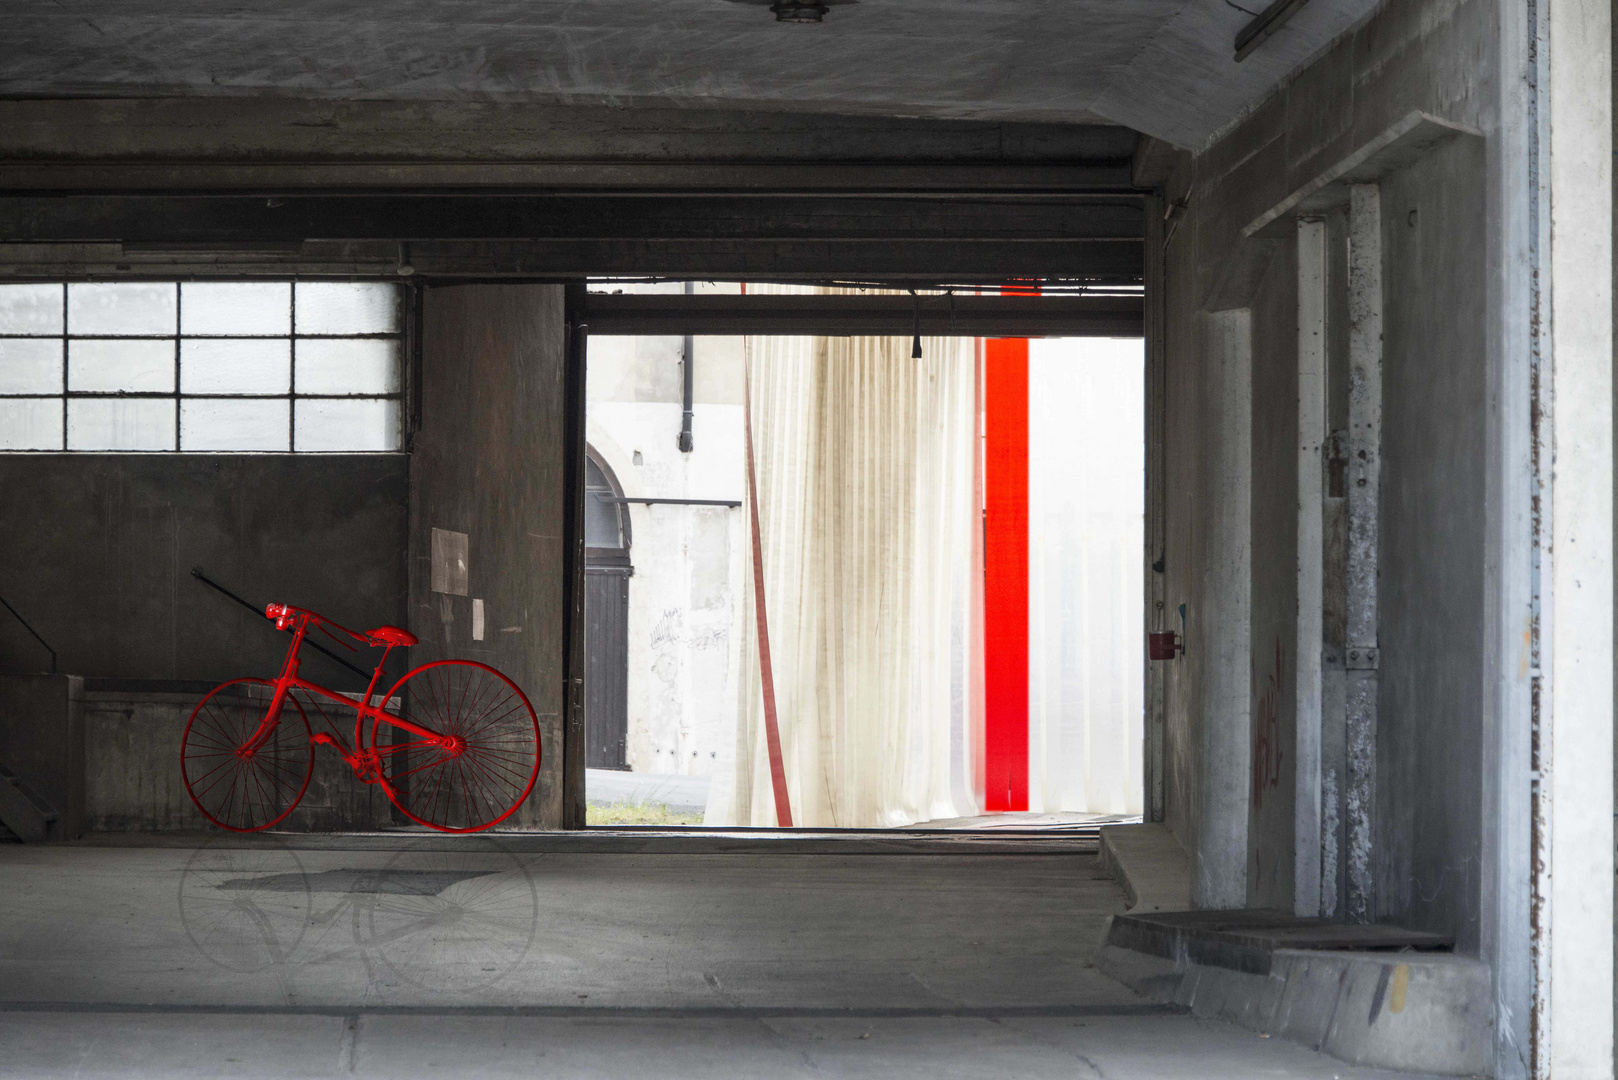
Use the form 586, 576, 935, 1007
587, 323, 746, 780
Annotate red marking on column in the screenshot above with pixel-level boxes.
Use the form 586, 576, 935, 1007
984, 337, 1029, 812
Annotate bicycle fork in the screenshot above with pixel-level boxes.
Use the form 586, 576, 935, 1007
240, 624, 309, 758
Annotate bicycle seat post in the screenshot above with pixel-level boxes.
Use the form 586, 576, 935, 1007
362, 643, 394, 707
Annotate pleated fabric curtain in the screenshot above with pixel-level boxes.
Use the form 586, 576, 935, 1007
712, 301, 982, 828
1026, 338, 1145, 816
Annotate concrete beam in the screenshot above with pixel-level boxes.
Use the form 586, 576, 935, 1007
1241, 112, 1481, 238
581, 293, 1143, 337
0, 239, 1145, 285
0, 193, 1145, 283
0, 194, 1145, 244
0, 99, 1140, 193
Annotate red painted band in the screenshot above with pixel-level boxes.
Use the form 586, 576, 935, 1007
984, 337, 1029, 812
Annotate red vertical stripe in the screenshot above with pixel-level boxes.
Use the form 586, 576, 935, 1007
984, 337, 1029, 812
739, 285, 793, 827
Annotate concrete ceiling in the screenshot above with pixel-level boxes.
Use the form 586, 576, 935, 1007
0, 0, 1382, 149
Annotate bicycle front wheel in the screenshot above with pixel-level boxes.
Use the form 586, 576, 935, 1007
181, 678, 313, 832
371, 660, 541, 832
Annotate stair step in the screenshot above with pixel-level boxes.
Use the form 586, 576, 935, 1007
0, 763, 57, 820
0, 761, 59, 841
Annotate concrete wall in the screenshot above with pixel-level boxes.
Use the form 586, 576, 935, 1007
81, 685, 393, 832
412, 284, 568, 829
1245, 246, 1299, 914
0, 454, 406, 832
0, 289, 571, 832
1374, 134, 1488, 943
0, 455, 408, 690
0, 674, 84, 837
1157, 0, 1498, 945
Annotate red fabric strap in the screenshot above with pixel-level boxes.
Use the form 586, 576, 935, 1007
742, 342, 794, 827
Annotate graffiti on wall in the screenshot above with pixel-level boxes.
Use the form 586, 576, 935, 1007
1251, 637, 1284, 808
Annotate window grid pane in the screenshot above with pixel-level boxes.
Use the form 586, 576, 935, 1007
0, 281, 403, 454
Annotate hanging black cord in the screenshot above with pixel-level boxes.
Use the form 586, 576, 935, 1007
0, 593, 55, 673
910, 289, 923, 358
189, 567, 375, 682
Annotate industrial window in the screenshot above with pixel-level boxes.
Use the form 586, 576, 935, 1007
0, 282, 403, 452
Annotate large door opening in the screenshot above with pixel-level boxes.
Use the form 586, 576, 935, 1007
580, 282, 1145, 830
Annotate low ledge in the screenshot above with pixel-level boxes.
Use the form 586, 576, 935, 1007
1096, 914, 1489, 1077
1109, 908, 1452, 976
1098, 822, 1190, 912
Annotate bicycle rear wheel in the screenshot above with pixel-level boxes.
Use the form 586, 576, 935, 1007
370, 660, 541, 832
181, 679, 313, 832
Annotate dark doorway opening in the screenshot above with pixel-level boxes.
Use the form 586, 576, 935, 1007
584, 449, 632, 771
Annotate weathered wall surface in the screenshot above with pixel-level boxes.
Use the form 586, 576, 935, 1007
1374, 133, 1488, 944
81, 686, 394, 832
1245, 242, 1300, 913
413, 285, 568, 829
1158, 0, 1497, 943
0, 455, 408, 690
0, 674, 84, 837
586, 321, 746, 783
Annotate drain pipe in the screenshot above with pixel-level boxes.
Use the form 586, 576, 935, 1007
678, 281, 696, 453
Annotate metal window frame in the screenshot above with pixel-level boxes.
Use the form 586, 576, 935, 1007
0, 281, 406, 452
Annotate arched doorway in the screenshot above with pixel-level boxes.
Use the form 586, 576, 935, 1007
584, 448, 632, 770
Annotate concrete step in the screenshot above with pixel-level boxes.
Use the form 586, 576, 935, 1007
0, 759, 58, 843
1096, 909, 1489, 1076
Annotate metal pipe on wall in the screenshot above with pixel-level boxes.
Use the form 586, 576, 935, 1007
679, 281, 695, 453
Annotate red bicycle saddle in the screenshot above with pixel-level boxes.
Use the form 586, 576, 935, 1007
367, 625, 419, 647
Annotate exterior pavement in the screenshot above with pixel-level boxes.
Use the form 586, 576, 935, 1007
0, 836, 1445, 1078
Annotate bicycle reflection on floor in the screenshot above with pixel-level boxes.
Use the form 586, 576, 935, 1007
178, 835, 540, 1000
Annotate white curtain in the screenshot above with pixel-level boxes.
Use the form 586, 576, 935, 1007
710, 313, 981, 828
1027, 337, 1145, 815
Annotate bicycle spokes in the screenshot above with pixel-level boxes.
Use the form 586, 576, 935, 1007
371, 661, 541, 832
181, 679, 314, 832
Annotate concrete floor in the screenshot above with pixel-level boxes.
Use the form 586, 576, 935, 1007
0, 836, 1445, 1079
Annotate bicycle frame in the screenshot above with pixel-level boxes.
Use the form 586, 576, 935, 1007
242, 611, 447, 781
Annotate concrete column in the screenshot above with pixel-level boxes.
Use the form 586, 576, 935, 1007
1294, 218, 1327, 917
413, 284, 569, 828
1195, 308, 1251, 909
1534, 0, 1615, 1072
1144, 192, 1168, 824
1344, 184, 1381, 924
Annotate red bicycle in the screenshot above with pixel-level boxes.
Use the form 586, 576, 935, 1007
180, 603, 541, 833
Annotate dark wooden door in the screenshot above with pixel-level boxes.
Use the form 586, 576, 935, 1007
583, 566, 630, 770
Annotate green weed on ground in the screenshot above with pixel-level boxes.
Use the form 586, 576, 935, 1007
587, 801, 706, 826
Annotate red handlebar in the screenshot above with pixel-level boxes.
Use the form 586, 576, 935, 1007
265, 603, 368, 645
